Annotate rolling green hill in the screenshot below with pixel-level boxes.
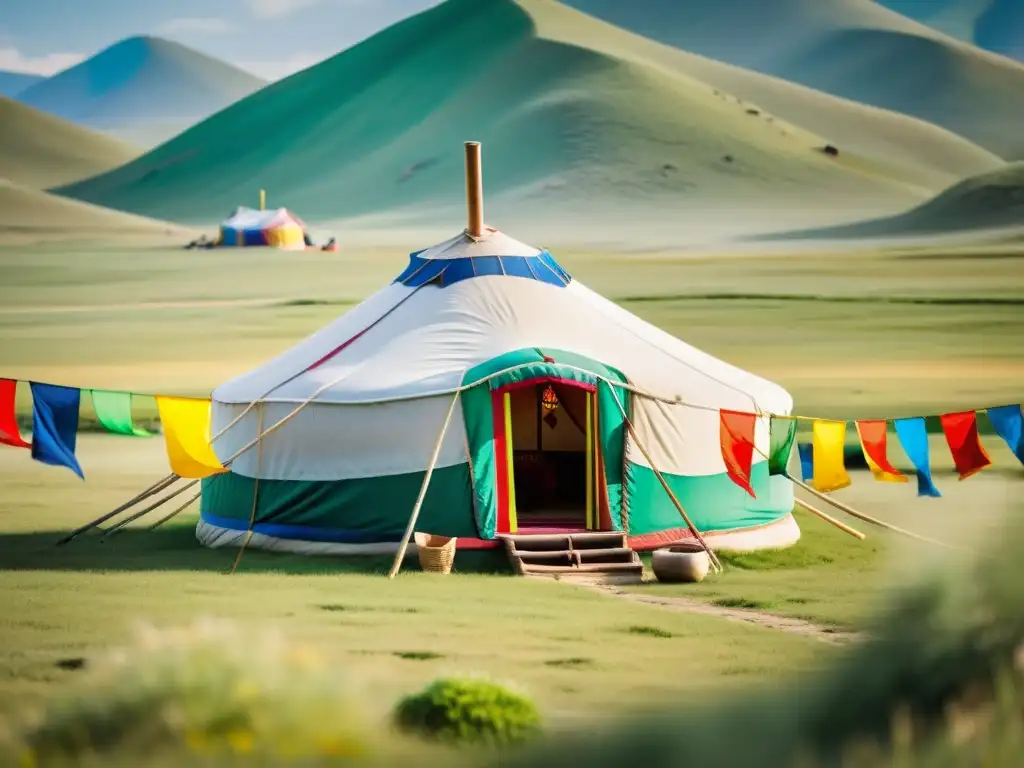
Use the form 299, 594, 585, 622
16, 36, 265, 148
0, 179, 189, 241
0, 96, 139, 189
766, 162, 1024, 239
564, 0, 1024, 160
59, 0, 992, 241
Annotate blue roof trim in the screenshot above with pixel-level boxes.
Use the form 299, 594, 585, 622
393, 249, 571, 288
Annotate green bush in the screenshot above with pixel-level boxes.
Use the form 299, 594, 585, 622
394, 677, 542, 746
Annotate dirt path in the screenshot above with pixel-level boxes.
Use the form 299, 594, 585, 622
584, 583, 864, 645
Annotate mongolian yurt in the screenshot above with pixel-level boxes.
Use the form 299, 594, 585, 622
218, 206, 308, 250
198, 144, 800, 558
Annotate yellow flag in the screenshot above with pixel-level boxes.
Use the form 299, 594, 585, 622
811, 419, 851, 492
155, 396, 226, 479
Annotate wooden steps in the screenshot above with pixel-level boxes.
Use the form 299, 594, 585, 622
500, 531, 643, 584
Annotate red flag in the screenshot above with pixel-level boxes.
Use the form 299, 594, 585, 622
720, 409, 756, 498
0, 378, 29, 448
940, 411, 991, 480
855, 419, 906, 483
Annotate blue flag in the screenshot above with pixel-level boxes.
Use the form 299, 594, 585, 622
987, 405, 1023, 466
894, 417, 940, 497
29, 382, 84, 479
798, 442, 814, 483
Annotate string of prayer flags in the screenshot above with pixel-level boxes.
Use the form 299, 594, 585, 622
90, 390, 152, 437
987, 404, 1024, 465
719, 409, 757, 497
155, 396, 226, 479
0, 378, 30, 448
798, 442, 814, 482
811, 420, 851, 492
894, 417, 941, 497
768, 416, 797, 476
29, 382, 84, 479
855, 420, 906, 484
939, 411, 992, 480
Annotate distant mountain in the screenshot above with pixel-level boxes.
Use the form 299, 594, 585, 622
59, 0, 976, 242
0, 95, 139, 189
0, 70, 44, 97
878, 0, 1024, 60
563, 0, 1024, 160
16, 36, 266, 148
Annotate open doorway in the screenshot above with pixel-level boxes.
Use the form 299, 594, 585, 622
507, 381, 593, 530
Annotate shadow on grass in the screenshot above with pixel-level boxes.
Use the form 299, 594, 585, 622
0, 522, 512, 576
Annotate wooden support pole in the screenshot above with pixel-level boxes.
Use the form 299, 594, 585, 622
101, 478, 201, 538
787, 474, 959, 550
388, 392, 461, 579
464, 141, 483, 238
55, 474, 180, 545
259, 188, 266, 211
793, 497, 866, 541
148, 490, 202, 531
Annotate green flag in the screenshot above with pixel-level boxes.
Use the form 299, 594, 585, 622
768, 416, 797, 476
91, 390, 152, 437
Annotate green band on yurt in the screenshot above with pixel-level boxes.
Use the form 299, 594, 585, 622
624, 460, 794, 536
200, 463, 477, 541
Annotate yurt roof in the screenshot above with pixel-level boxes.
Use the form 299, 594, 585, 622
213, 226, 790, 418
222, 206, 303, 230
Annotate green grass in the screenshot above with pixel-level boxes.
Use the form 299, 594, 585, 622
0, 439, 829, 724
0, 237, 1021, 760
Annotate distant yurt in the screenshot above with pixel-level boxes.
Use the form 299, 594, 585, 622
198, 145, 799, 557
218, 206, 308, 250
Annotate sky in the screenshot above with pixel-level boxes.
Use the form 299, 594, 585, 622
0, 0, 442, 80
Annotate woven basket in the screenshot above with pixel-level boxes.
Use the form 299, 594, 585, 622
414, 532, 456, 574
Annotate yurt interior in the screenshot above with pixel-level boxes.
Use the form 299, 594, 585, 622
508, 381, 593, 531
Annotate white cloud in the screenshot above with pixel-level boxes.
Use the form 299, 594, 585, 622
159, 17, 234, 35
0, 46, 84, 75
237, 51, 328, 80
248, 0, 324, 19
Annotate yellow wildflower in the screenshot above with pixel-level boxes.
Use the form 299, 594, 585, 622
226, 729, 254, 754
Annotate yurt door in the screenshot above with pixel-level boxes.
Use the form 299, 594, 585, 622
498, 381, 605, 534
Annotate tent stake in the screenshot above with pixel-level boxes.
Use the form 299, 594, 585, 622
55, 473, 179, 546
793, 497, 865, 540
102, 478, 201, 538
464, 141, 484, 238
148, 490, 203, 531
786, 474, 959, 550
388, 392, 461, 579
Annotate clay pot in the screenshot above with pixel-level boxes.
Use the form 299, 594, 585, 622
651, 542, 711, 583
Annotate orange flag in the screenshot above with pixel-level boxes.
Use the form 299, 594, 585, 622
940, 411, 991, 480
720, 409, 757, 498
855, 420, 906, 483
